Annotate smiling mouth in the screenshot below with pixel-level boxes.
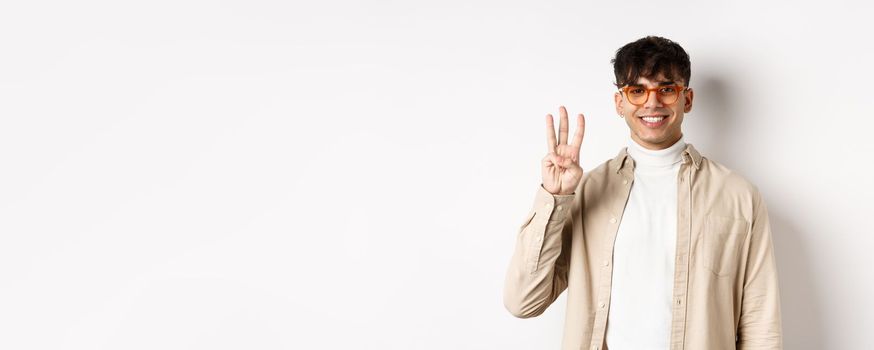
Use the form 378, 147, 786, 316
638, 114, 668, 127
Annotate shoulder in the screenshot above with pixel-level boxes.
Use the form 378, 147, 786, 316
574, 152, 626, 198
580, 155, 619, 186
698, 156, 761, 197
697, 156, 767, 221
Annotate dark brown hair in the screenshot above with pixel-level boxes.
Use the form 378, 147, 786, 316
611, 36, 691, 89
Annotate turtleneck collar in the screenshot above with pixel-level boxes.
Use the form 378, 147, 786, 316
627, 134, 686, 168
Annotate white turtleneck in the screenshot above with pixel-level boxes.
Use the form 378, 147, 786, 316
605, 135, 687, 350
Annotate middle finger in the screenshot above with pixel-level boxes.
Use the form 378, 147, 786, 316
558, 106, 569, 145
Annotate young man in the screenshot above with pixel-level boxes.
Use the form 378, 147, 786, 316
503, 36, 782, 350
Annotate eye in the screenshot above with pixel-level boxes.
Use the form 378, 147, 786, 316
659, 86, 676, 94
629, 88, 645, 94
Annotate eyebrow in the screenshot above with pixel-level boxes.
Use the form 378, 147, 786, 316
629, 81, 676, 87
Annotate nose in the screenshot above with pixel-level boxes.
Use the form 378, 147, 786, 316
643, 90, 663, 108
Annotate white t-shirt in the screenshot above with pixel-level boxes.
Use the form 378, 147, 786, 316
605, 135, 686, 350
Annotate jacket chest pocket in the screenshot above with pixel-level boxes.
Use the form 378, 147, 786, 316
700, 215, 750, 277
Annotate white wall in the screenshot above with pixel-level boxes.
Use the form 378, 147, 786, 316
1, 1, 872, 349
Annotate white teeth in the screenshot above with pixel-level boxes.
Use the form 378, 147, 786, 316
642, 116, 666, 123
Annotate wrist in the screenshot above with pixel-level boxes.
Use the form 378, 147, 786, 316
541, 183, 574, 196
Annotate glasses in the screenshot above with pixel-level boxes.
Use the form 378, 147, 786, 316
619, 84, 689, 106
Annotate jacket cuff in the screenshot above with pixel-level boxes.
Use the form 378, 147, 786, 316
536, 184, 576, 222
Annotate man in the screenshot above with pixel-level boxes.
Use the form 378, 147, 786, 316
503, 36, 782, 350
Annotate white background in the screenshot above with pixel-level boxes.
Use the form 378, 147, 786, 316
1, 1, 872, 349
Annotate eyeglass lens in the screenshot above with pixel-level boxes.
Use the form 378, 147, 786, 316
626, 86, 681, 105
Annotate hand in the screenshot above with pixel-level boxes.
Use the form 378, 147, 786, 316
542, 106, 585, 195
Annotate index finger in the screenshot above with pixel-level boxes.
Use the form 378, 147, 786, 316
545, 114, 557, 153
558, 106, 569, 145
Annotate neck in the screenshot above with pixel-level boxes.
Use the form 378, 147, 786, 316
627, 135, 686, 167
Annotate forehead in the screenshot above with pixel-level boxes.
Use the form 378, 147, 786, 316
630, 75, 675, 86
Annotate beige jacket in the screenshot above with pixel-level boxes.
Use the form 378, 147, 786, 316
503, 143, 782, 350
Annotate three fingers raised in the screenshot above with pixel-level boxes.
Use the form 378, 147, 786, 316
545, 107, 586, 153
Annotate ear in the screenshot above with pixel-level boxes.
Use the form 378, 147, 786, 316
683, 88, 694, 113
614, 92, 623, 115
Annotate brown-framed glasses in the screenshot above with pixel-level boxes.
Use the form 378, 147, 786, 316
619, 84, 689, 106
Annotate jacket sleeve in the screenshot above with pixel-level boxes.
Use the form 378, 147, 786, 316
736, 188, 783, 349
503, 183, 578, 318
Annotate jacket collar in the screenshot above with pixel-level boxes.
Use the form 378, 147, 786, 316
614, 142, 702, 174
